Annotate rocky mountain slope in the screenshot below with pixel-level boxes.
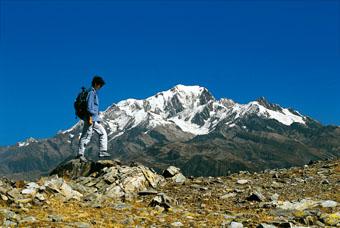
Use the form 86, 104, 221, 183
0, 158, 339, 227
0, 85, 339, 180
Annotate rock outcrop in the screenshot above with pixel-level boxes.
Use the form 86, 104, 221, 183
49, 158, 166, 201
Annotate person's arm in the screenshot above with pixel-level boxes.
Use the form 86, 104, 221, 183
87, 91, 96, 125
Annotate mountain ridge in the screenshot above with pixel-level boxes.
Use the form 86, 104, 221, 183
97, 84, 308, 138
0, 84, 339, 180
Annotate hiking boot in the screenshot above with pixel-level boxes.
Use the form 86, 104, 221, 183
77, 154, 88, 162
99, 151, 111, 158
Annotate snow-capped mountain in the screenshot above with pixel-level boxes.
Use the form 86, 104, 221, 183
1, 84, 339, 180
88, 84, 306, 140
16, 137, 38, 147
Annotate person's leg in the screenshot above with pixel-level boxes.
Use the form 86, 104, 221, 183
78, 121, 93, 157
93, 122, 109, 157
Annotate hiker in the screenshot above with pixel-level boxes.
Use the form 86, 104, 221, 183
78, 76, 110, 162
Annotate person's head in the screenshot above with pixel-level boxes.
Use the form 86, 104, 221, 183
92, 76, 105, 90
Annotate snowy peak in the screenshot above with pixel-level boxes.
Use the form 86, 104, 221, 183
248, 100, 305, 126
256, 97, 283, 112
104, 85, 216, 136
71, 85, 308, 139
114, 84, 214, 118
146, 84, 215, 116
17, 137, 38, 147
170, 84, 205, 95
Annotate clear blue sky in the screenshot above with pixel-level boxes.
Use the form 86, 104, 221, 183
0, 0, 339, 146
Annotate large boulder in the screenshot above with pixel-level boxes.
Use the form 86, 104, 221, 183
0, 158, 166, 209
50, 158, 165, 201
50, 158, 119, 179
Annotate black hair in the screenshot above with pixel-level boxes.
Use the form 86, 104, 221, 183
92, 76, 105, 87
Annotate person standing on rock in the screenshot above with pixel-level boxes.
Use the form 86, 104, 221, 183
78, 76, 110, 162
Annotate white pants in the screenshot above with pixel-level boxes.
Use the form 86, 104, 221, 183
78, 121, 107, 155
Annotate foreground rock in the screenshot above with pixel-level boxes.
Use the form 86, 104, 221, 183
162, 166, 187, 184
50, 158, 120, 179
51, 159, 165, 201
0, 158, 166, 208
0, 159, 339, 227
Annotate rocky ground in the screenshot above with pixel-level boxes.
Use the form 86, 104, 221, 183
0, 158, 339, 227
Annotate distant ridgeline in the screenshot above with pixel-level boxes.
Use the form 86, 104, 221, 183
1, 85, 339, 180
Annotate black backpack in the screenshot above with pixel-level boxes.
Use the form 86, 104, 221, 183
74, 87, 89, 120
